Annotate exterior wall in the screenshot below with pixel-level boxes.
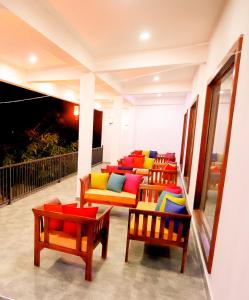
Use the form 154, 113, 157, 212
186, 0, 249, 299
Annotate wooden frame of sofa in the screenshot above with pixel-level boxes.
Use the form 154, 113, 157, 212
125, 184, 191, 273
80, 174, 141, 208
148, 169, 178, 185
101, 167, 135, 175
32, 199, 112, 281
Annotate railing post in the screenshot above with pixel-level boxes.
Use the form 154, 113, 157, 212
8, 164, 12, 205
58, 155, 61, 183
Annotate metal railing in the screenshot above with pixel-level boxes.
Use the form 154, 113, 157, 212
0, 147, 104, 206
0, 152, 78, 205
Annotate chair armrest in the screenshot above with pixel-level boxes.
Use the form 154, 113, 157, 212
80, 174, 91, 207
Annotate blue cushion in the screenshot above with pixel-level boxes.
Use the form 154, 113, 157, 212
155, 191, 183, 211
164, 199, 188, 232
118, 166, 133, 170
107, 173, 126, 193
211, 153, 218, 162
149, 150, 158, 158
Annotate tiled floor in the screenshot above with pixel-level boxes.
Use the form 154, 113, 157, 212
0, 171, 208, 300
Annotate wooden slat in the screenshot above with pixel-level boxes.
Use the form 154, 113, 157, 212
159, 217, 165, 239
76, 223, 82, 251
142, 215, 148, 236
148, 190, 152, 202
151, 216, 157, 238
168, 219, 174, 241
177, 222, 184, 242
134, 214, 139, 236
44, 216, 49, 243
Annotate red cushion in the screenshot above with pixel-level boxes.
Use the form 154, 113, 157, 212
129, 154, 145, 158
123, 156, 134, 168
133, 156, 145, 168
134, 150, 142, 155
165, 186, 182, 194
106, 165, 119, 172
164, 164, 177, 171
123, 173, 143, 195
44, 203, 77, 231
62, 206, 98, 236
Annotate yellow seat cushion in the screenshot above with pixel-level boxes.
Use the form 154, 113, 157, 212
40, 231, 88, 252
85, 189, 136, 205
91, 172, 109, 190
130, 202, 179, 241
134, 168, 149, 175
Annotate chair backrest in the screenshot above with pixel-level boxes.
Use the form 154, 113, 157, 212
148, 169, 177, 185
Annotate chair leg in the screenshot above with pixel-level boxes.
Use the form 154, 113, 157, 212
101, 239, 108, 259
85, 255, 93, 281
181, 246, 188, 273
125, 237, 130, 262
34, 247, 40, 267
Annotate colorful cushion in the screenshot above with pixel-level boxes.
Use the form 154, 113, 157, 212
143, 157, 155, 169
106, 165, 119, 172
142, 150, 150, 157
44, 203, 77, 231
91, 172, 109, 190
155, 192, 185, 211
149, 150, 158, 158
133, 156, 145, 168
217, 153, 224, 162
164, 163, 177, 171
165, 186, 182, 194
118, 166, 133, 170
123, 156, 134, 168
63, 206, 98, 236
211, 153, 218, 162
134, 150, 142, 155
123, 173, 143, 195
164, 200, 188, 232
107, 173, 126, 193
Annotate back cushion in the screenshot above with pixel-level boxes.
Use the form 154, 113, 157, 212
149, 150, 158, 158
107, 173, 126, 193
106, 165, 119, 172
134, 150, 142, 155
133, 156, 145, 168
165, 186, 182, 194
123, 156, 134, 167
44, 203, 77, 231
63, 206, 98, 236
123, 173, 143, 195
164, 200, 188, 233
143, 157, 155, 169
142, 150, 150, 158
91, 172, 109, 190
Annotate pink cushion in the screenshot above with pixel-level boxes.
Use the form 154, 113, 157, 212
123, 156, 134, 168
123, 173, 143, 195
165, 186, 182, 194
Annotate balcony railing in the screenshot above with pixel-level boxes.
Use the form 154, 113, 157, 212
0, 146, 103, 205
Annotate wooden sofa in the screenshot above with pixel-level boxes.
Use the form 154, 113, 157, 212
80, 174, 141, 208
125, 184, 191, 273
32, 199, 112, 281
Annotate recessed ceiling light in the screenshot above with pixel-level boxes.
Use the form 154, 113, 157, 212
29, 54, 38, 64
139, 31, 150, 41
157, 93, 162, 97
153, 75, 160, 82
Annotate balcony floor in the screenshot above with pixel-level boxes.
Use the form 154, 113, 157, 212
0, 171, 208, 300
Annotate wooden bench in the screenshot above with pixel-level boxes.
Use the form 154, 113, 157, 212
80, 174, 141, 208
125, 184, 191, 273
32, 199, 112, 281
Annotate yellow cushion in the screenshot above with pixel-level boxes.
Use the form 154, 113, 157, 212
134, 168, 149, 175
142, 150, 150, 157
40, 231, 88, 252
85, 189, 136, 205
159, 194, 186, 212
130, 202, 179, 241
91, 172, 109, 190
143, 157, 155, 169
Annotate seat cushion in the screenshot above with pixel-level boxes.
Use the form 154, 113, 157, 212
130, 202, 179, 241
85, 189, 136, 205
40, 230, 87, 252
134, 168, 149, 175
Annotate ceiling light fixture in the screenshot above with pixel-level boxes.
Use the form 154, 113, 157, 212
153, 75, 160, 82
139, 31, 150, 41
29, 54, 38, 64
157, 93, 162, 97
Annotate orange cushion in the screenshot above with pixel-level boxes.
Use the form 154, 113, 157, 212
62, 206, 98, 236
133, 156, 145, 168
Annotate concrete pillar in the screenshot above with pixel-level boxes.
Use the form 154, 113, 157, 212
76, 73, 95, 196
110, 96, 123, 164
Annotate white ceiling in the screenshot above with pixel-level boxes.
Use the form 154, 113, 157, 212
47, 0, 227, 58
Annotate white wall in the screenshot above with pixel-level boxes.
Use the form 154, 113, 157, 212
134, 100, 185, 161
186, 0, 249, 299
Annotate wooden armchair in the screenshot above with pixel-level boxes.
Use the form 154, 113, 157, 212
32, 199, 112, 281
148, 169, 178, 185
125, 184, 191, 272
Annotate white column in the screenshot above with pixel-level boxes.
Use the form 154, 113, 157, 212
76, 73, 95, 196
110, 96, 123, 164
